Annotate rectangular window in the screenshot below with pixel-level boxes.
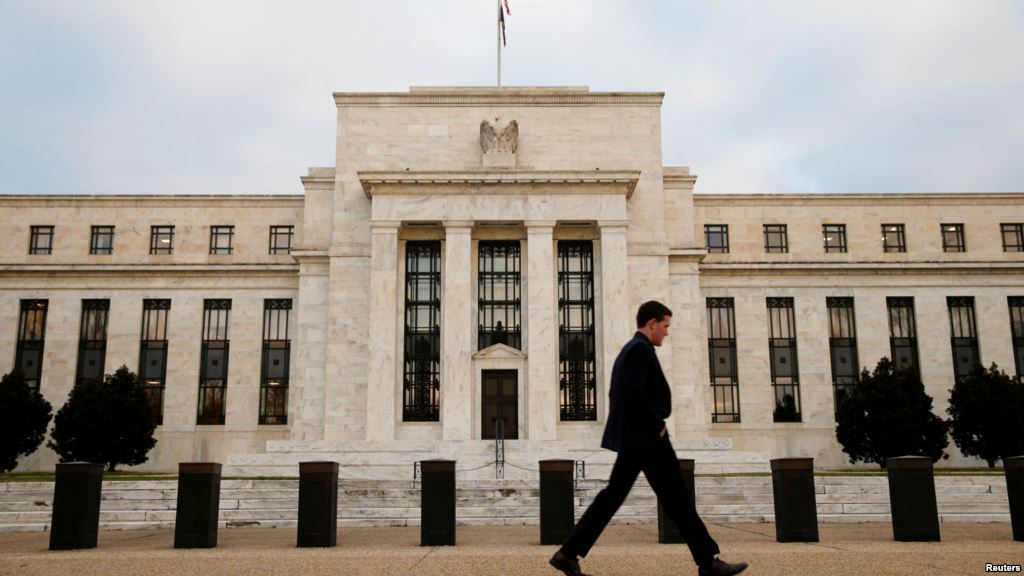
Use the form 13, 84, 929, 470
823, 224, 847, 253
150, 226, 175, 254
260, 299, 291, 425
1002, 224, 1024, 252
478, 241, 521, 350
403, 241, 441, 422
15, 300, 48, 391
90, 226, 115, 255
558, 241, 597, 421
198, 299, 231, 425
707, 298, 740, 423
887, 297, 919, 374
827, 297, 859, 416
704, 224, 729, 254
209, 225, 234, 255
942, 223, 966, 252
947, 296, 979, 382
767, 297, 801, 422
29, 226, 54, 255
764, 224, 788, 253
882, 224, 906, 253
1009, 297, 1024, 383
139, 299, 170, 425
269, 225, 294, 255
76, 299, 110, 386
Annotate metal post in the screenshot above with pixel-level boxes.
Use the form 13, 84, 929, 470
421, 460, 456, 546
174, 462, 222, 548
49, 462, 104, 550
297, 461, 339, 547
886, 456, 940, 542
657, 459, 695, 544
1005, 455, 1024, 541
540, 459, 575, 545
770, 458, 819, 542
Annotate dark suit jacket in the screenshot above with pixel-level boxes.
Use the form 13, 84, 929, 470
601, 331, 672, 453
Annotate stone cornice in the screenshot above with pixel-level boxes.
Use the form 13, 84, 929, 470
694, 192, 1024, 207
0, 195, 305, 208
0, 263, 299, 275
694, 261, 1024, 274
334, 88, 664, 108
358, 170, 640, 199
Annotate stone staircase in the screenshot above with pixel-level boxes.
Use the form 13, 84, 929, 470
223, 438, 769, 479
0, 475, 1009, 533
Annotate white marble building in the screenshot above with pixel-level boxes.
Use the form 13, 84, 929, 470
2, 86, 1023, 477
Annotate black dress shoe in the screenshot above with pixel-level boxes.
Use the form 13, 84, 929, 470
549, 550, 591, 576
698, 557, 749, 576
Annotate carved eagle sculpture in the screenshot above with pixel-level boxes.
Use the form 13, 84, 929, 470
480, 119, 518, 154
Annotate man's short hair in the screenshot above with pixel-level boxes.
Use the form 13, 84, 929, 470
636, 300, 673, 328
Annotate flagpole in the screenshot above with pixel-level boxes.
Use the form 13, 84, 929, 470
493, 0, 497, 88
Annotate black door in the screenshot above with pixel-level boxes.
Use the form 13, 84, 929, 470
482, 370, 518, 439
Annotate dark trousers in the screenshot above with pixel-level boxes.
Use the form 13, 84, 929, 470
560, 435, 720, 568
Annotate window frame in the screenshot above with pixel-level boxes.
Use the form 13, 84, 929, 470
1002, 223, 1024, 252
259, 299, 292, 425
826, 297, 859, 417
209, 225, 235, 255
477, 240, 522, 350
822, 224, 847, 253
90, 225, 115, 255
763, 224, 789, 254
402, 241, 442, 422
269, 225, 294, 255
15, 300, 48, 391
767, 297, 801, 422
558, 240, 597, 422
29, 226, 54, 255
150, 225, 175, 255
139, 299, 171, 425
882, 224, 906, 253
197, 299, 231, 425
707, 297, 740, 423
704, 224, 730, 254
941, 223, 966, 253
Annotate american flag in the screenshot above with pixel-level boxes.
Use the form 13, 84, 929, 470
499, 0, 509, 46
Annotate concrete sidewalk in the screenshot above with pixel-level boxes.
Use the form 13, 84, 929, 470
0, 523, 1021, 576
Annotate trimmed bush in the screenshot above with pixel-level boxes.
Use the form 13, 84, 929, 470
948, 362, 1024, 467
0, 369, 53, 472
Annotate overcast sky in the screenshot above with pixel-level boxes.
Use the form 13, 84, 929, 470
1, 0, 1022, 196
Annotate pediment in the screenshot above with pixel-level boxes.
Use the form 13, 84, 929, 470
472, 343, 527, 360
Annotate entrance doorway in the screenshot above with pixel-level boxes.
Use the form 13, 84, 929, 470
481, 369, 518, 439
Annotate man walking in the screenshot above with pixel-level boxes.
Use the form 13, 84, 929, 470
549, 301, 748, 576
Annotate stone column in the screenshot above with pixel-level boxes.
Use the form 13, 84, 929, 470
289, 253, 329, 442
599, 221, 630, 422
669, 261, 707, 437
442, 221, 474, 441
366, 222, 400, 442
526, 222, 558, 441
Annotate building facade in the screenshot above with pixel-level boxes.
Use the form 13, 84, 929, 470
2, 86, 1022, 476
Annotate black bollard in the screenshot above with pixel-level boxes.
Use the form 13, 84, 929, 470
770, 458, 819, 542
1006, 455, 1024, 542
420, 460, 456, 546
886, 456, 940, 542
658, 459, 696, 544
297, 461, 339, 547
539, 460, 575, 545
174, 462, 222, 548
49, 462, 104, 550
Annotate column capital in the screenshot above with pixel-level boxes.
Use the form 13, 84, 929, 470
370, 220, 402, 231
442, 219, 474, 229
525, 220, 557, 230
597, 219, 629, 230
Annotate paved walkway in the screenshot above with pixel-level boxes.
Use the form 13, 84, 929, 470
1, 523, 1021, 576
